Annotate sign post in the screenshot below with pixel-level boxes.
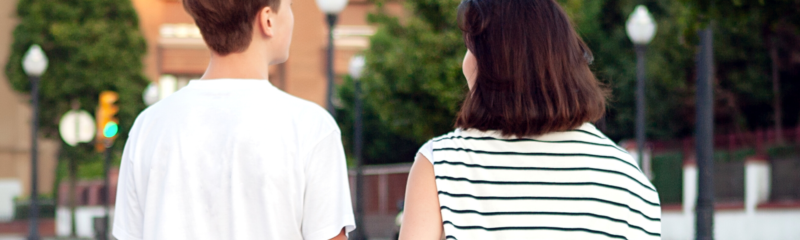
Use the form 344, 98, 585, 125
95, 91, 119, 240
59, 110, 96, 146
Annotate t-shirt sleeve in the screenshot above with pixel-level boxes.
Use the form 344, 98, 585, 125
113, 139, 144, 240
417, 140, 434, 164
302, 129, 356, 240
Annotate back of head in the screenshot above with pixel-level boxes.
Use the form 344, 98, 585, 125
455, 0, 607, 137
183, 0, 282, 55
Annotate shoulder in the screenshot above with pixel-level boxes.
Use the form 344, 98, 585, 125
564, 124, 648, 176
570, 123, 633, 156
417, 130, 462, 163
264, 92, 342, 156
287, 93, 336, 125
279, 92, 340, 137
430, 129, 464, 143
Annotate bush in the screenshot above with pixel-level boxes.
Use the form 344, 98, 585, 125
13, 198, 56, 220
651, 152, 683, 204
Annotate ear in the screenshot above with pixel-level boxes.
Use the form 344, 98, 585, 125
257, 6, 274, 38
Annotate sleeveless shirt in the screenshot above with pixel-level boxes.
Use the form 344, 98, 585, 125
417, 123, 661, 240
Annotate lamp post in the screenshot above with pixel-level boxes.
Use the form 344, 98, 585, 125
349, 55, 366, 240
22, 44, 48, 240
695, 25, 715, 240
315, 0, 349, 116
625, 5, 656, 178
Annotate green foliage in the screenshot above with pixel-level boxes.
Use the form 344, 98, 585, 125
714, 148, 756, 163
768, 144, 800, 159
683, 0, 800, 131
337, 0, 800, 164
650, 151, 683, 204
5, 0, 148, 179
13, 199, 56, 220
556, 0, 800, 140
676, 0, 800, 36
673, 0, 800, 132
650, 144, 799, 205
336, 77, 421, 165
360, 0, 467, 143
334, 0, 466, 164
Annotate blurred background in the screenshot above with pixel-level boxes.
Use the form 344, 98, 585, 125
0, 0, 797, 239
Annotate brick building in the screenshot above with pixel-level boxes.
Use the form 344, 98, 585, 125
0, 0, 405, 202
130, 0, 405, 106
0, 0, 61, 219
1, 0, 410, 237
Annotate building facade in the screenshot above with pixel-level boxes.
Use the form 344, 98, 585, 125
130, 0, 404, 106
0, 0, 61, 222
0, 0, 406, 236
0, 0, 404, 199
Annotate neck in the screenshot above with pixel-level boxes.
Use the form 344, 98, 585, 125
200, 50, 271, 80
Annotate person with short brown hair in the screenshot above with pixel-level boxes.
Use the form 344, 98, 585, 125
112, 0, 355, 239
399, 0, 662, 239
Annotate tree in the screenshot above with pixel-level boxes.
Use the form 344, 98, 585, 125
336, 0, 694, 165
565, 0, 698, 141
336, 77, 421, 165
360, 0, 467, 143
677, 0, 800, 140
4, 0, 147, 233
334, 0, 465, 165
337, 0, 800, 165
6, 0, 148, 144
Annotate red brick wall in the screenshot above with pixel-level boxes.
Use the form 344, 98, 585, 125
58, 168, 119, 206
354, 172, 409, 215
160, 47, 211, 75
0, 219, 56, 236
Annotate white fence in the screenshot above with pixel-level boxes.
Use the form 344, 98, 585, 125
663, 156, 800, 239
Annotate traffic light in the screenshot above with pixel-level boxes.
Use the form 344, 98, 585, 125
95, 91, 119, 152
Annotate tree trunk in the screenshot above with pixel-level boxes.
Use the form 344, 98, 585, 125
770, 36, 784, 144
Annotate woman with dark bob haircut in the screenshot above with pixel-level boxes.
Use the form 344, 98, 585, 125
399, 0, 662, 239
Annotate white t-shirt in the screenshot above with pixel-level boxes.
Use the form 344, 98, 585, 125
113, 79, 356, 240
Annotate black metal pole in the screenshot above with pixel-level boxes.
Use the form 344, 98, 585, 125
353, 79, 366, 240
28, 76, 40, 240
326, 14, 338, 116
635, 44, 647, 174
103, 145, 111, 240
695, 26, 715, 240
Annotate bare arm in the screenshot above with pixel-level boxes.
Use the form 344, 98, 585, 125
399, 153, 444, 240
329, 228, 346, 240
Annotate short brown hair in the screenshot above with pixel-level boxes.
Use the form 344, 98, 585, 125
454, 0, 607, 137
183, 0, 282, 55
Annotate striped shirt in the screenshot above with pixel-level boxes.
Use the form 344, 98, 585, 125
417, 123, 661, 240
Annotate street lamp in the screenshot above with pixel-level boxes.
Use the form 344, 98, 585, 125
625, 5, 656, 178
348, 55, 366, 240
695, 25, 716, 240
22, 44, 48, 240
315, 0, 349, 116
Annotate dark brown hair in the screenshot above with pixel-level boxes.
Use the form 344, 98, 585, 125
455, 0, 607, 137
183, 0, 281, 55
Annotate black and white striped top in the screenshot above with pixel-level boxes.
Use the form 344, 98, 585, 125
417, 123, 661, 240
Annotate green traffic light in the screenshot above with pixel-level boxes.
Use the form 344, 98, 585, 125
103, 122, 118, 138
